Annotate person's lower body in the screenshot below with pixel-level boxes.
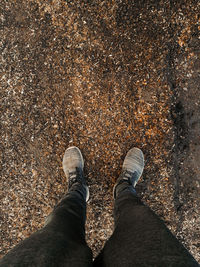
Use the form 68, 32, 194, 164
0, 187, 92, 267
94, 170, 199, 267
1, 147, 198, 267
0, 147, 93, 267
94, 191, 199, 266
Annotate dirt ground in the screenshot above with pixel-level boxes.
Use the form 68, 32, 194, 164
1, 0, 199, 262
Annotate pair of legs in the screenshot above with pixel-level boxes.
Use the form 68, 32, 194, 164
0, 147, 198, 266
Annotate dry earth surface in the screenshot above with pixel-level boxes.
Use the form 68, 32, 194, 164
1, 0, 200, 262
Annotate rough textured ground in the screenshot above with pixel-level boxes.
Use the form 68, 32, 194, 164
0, 0, 199, 262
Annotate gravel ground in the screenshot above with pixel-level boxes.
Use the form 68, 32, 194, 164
0, 0, 199, 262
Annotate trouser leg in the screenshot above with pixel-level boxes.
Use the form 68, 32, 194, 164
94, 188, 198, 267
0, 184, 93, 267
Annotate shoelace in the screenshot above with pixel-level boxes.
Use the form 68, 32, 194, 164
123, 169, 134, 179
68, 168, 84, 188
118, 170, 137, 186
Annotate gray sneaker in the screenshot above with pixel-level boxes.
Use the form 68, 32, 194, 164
113, 147, 144, 199
62, 146, 89, 201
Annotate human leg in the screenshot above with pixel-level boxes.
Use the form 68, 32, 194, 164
94, 148, 198, 267
0, 147, 92, 267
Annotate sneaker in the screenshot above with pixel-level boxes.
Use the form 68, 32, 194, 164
62, 146, 89, 201
113, 147, 144, 199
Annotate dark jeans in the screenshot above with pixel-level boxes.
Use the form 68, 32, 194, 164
94, 191, 199, 267
0, 185, 198, 267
